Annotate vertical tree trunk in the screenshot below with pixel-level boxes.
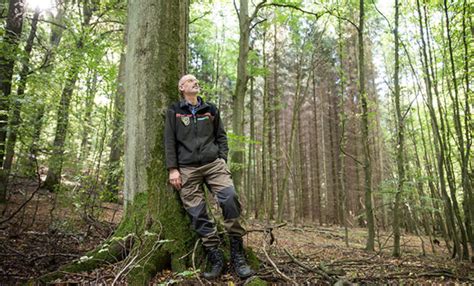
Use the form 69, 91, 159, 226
0, 0, 25, 166
415, 0, 460, 259
260, 30, 268, 220
392, 0, 404, 257
231, 0, 250, 191
461, 0, 474, 261
42, 64, 81, 190
246, 74, 255, 215
43, 0, 98, 190
3, 9, 40, 171
27, 2, 65, 174
78, 69, 98, 165
310, 74, 322, 223
328, 89, 339, 225
443, 0, 472, 260
358, 0, 375, 251
0, 0, 25, 201
105, 51, 126, 202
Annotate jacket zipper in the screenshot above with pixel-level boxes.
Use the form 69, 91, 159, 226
193, 114, 202, 165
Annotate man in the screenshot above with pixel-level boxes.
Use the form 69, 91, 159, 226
164, 74, 254, 279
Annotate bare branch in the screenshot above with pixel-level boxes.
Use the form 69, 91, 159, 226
250, 18, 267, 31
190, 11, 212, 24
250, 0, 268, 21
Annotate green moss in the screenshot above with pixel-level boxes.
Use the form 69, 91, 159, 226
245, 247, 261, 270
245, 277, 268, 286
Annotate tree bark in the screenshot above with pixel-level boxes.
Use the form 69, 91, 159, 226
231, 0, 250, 191
392, 0, 404, 258
358, 0, 375, 251
3, 8, 40, 172
105, 51, 125, 202
0, 0, 25, 201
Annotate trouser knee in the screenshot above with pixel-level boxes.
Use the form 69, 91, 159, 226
186, 202, 216, 237
216, 186, 241, 219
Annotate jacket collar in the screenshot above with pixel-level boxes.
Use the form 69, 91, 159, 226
179, 96, 209, 110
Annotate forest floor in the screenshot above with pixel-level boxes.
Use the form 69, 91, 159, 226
0, 180, 473, 285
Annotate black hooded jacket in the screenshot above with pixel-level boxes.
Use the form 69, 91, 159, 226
164, 97, 228, 169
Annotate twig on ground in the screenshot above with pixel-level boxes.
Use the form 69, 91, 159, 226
192, 239, 204, 285
111, 253, 139, 286
283, 248, 337, 283
261, 231, 297, 285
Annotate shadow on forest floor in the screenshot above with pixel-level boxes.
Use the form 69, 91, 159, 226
0, 181, 473, 285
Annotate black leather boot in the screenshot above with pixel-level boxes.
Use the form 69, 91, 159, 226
230, 236, 255, 278
203, 247, 224, 279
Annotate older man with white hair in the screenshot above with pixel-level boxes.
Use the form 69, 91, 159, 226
164, 74, 254, 279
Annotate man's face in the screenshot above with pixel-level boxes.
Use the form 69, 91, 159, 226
179, 75, 200, 95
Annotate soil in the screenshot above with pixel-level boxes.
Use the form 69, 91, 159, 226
1, 180, 473, 285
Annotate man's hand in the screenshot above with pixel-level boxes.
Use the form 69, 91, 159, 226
169, 168, 182, 190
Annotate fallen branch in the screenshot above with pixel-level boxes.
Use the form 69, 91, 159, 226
261, 230, 297, 285
283, 248, 337, 283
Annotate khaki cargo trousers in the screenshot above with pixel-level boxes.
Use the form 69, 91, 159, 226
179, 158, 246, 248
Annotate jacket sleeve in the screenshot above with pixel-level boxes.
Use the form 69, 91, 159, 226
214, 108, 229, 161
164, 107, 178, 169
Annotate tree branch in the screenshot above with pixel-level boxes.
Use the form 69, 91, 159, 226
190, 11, 211, 24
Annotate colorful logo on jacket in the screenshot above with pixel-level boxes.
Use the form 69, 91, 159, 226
181, 116, 191, 126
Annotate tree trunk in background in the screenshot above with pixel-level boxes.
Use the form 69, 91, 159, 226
246, 75, 255, 216
231, 0, 250, 191
27, 1, 65, 175
260, 31, 268, 219
43, 0, 96, 190
0, 0, 25, 201
392, 0, 404, 257
358, 0, 375, 251
78, 69, 99, 165
337, 16, 349, 245
105, 51, 125, 202
42, 63, 81, 190
3, 9, 40, 172
311, 71, 322, 225
444, 0, 472, 260
415, 0, 460, 259
328, 88, 339, 225
272, 23, 282, 221
0, 0, 25, 165
461, 0, 474, 261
